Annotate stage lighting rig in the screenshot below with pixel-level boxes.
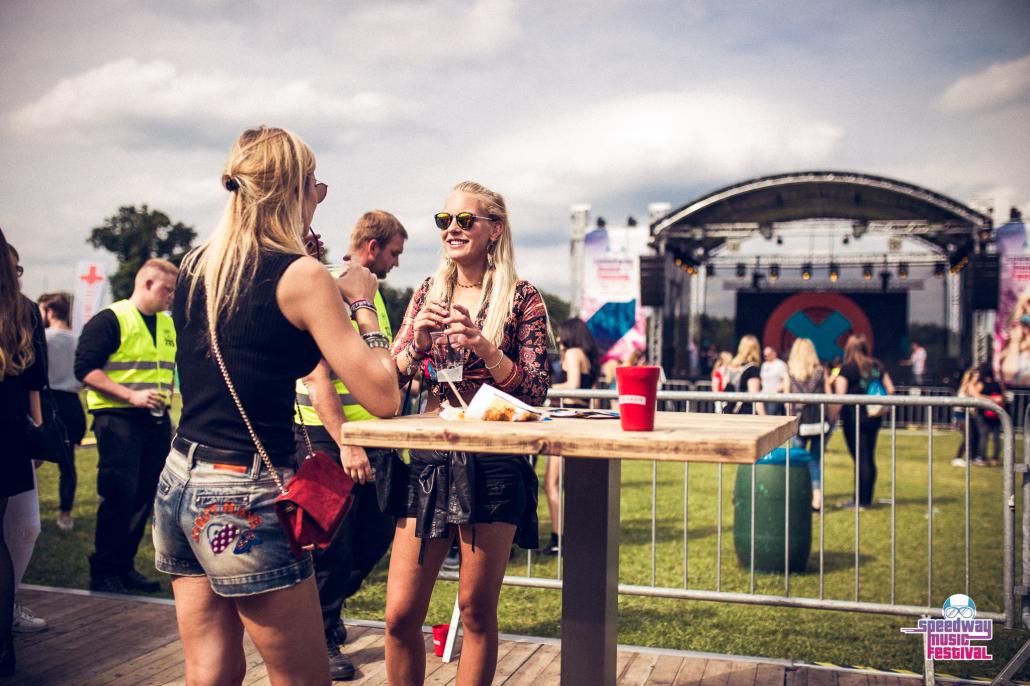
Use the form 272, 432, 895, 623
801, 263, 813, 280
862, 264, 874, 281
768, 264, 780, 283
829, 263, 840, 282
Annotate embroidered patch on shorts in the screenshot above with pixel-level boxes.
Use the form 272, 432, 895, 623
192, 500, 265, 555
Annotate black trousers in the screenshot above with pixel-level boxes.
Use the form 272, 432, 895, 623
295, 427, 395, 633
841, 411, 881, 507
89, 412, 170, 580
47, 390, 87, 512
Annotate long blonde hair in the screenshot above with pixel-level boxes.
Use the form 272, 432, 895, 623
787, 338, 821, 382
731, 334, 761, 367
182, 126, 314, 324
427, 181, 518, 347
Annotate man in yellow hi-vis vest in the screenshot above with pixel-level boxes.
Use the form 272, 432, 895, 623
295, 211, 406, 680
74, 259, 177, 594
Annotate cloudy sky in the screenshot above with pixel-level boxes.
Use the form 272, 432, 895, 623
2, 0, 1029, 305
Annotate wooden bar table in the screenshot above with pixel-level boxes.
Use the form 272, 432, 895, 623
339, 410, 796, 686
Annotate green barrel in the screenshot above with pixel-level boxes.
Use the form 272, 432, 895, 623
733, 448, 812, 573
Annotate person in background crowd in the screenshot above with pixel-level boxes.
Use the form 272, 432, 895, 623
710, 351, 733, 391
951, 367, 988, 467
543, 318, 599, 555
829, 355, 843, 379
760, 346, 788, 416
75, 258, 179, 593
901, 341, 928, 385
293, 209, 407, 681
3, 244, 47, 640
38, 293, 87, 532
387, 180, 550, 686
154, 126, 399, 684
831, 334, 895, 509
722, 335, 763, 415
975, 363, 1002, 467
0, 230, 48, 676
781, 338, 832, 511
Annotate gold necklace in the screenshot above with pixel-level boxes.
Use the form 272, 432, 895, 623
456, 280, 482, 288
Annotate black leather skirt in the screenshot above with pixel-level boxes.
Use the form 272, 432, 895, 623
402, 450, 539, 558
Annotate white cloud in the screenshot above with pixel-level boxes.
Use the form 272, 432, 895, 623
6, 58, 416, 146
938, 53, 1030, 114
343, 0, 523, 61
480, 91, 843, 203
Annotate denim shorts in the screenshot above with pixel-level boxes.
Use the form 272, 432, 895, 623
152, 442, 314, 597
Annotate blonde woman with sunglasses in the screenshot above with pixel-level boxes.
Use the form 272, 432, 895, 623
387, 181, 551, 685
152, 126, 399, 685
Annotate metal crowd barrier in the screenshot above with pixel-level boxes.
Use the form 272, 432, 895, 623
437, 389, 1019, 677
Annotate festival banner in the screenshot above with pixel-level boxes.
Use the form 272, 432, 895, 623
72, 261, 111, 335
580, 224, 650, 363
994, 221, 1030, 386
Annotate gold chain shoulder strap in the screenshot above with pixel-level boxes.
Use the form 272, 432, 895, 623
207, 320, 289, 496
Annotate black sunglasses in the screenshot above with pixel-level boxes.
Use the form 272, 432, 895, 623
434, 212, 497, 230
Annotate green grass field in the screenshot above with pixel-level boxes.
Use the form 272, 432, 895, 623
24, 425, 1028, 680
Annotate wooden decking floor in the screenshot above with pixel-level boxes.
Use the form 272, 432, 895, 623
6, 587, 922, 685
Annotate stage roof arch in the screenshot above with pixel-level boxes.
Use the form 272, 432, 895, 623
650, 171, 990, 256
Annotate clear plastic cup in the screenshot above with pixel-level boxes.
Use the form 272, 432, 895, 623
431, 331, 463, 383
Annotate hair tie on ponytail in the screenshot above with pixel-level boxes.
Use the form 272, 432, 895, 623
224, 177, 239, 192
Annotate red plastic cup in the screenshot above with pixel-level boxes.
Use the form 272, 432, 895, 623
616, 366, 661, 431
432, 623, 450, 657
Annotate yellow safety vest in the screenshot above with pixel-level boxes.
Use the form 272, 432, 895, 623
86, 300, 177, 411
295, 289, 392, 426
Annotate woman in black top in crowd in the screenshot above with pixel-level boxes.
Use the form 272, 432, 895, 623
0, 228, 47, 676
152, 126, 398, 685
387, 181, 551, 686
831, 334, 895, 508
542, 317, 598, 554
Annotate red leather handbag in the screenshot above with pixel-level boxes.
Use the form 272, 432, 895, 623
210, 324, 355, 560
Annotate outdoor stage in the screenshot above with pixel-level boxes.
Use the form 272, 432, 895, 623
8, 586, 923, 686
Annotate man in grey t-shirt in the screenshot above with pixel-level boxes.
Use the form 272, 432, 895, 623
39, 293, 86, 531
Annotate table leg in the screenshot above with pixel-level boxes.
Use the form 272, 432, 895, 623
560, 456, 620, 686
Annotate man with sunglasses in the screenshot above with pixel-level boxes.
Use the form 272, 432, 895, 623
294, 210, 407, 681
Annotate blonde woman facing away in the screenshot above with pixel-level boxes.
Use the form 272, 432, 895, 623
722, 334, 764, 415
153, 126, 399, 685
387, 181, 551, 686
780, 338, 832, 511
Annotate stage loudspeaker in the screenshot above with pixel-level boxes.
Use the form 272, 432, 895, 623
639, 255, 665, 307
970, 254, 998, 310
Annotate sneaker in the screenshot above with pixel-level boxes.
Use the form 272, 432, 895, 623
837, 500, 866, 512
119, 568, 161, 593
325, 627, 356, 680
56, 512, 74, 532
539, 533, 560, 556
12, 605, 47, 634
90, 575, 129, 594
951, 458, 967, 467
971, 458, 988, 467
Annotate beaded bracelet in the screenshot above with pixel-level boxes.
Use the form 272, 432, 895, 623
484, 349, 505, 370
362, 332, 390, 350
410, 338, 431, 359
350, 299, 377, 317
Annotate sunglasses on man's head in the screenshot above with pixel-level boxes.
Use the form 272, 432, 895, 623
434, 212, 496, 230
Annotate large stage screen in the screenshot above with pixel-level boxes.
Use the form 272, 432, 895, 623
735, 291, 909, 365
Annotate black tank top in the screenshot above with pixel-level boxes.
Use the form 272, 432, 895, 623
174, 251, 321, 456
